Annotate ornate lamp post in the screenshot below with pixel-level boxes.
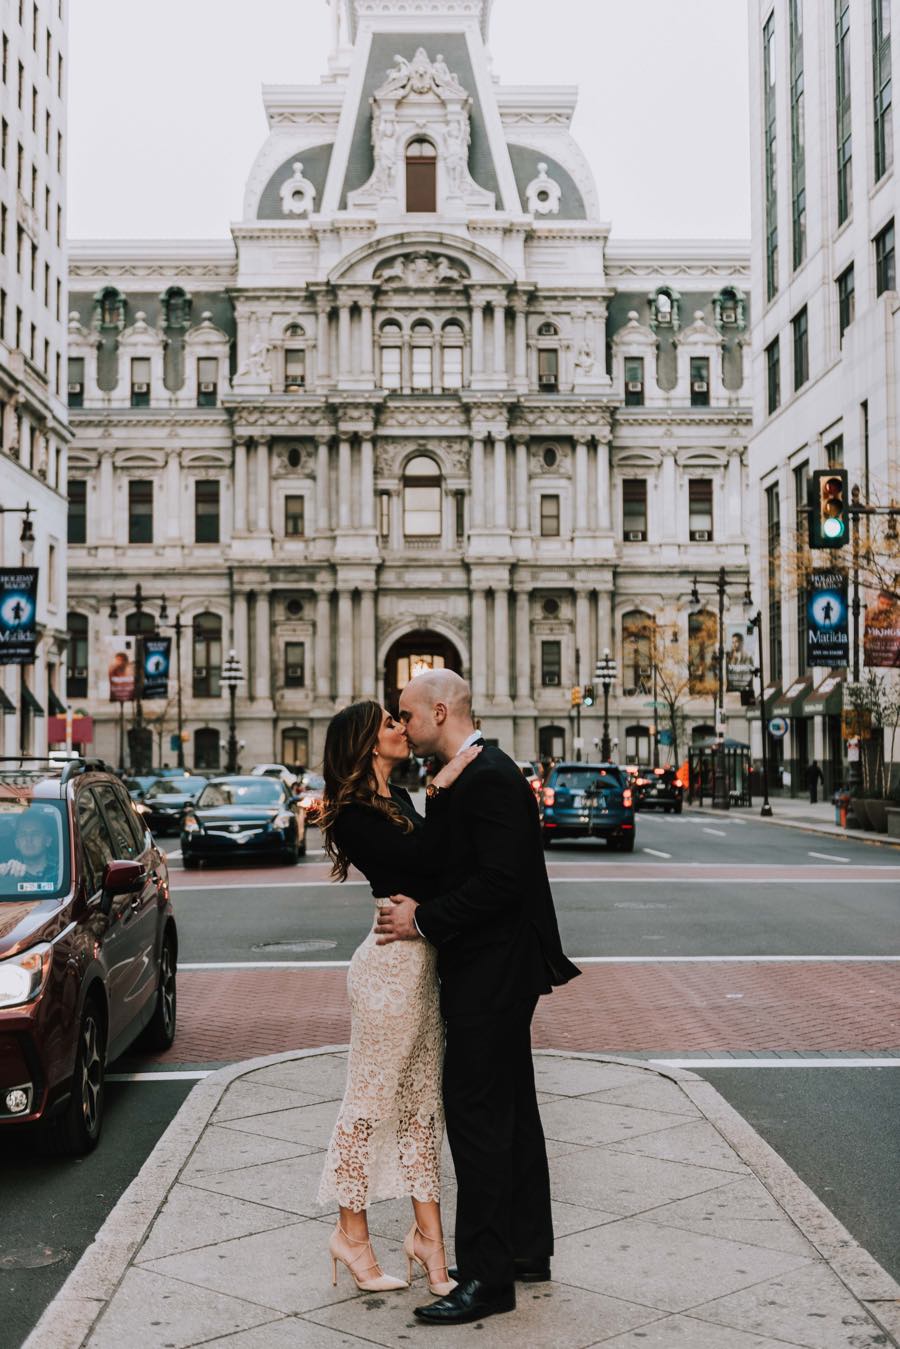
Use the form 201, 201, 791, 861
746, 606, 773, 817
108, 584, 169, 772
595, 648, 617, 761
220, 649, 244, 773
690, 569, 753, 810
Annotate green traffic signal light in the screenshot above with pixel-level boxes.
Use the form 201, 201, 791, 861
583, 684, 595, 706
809, 468, 849, 549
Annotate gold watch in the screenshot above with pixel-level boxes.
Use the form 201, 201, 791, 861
425, 783, 444, 800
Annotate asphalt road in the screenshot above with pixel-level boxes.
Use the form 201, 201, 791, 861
2, 811, 898, 1344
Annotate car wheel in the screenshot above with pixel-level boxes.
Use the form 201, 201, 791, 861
674, 801, 683, 815
282, 843, 299, 866
138, 930, 177, 1053
182, 854, 200, 870
542, 830, 553, 849
43, 996, 106, 1156
618, 834, 636, 853
296, 834, 306, 858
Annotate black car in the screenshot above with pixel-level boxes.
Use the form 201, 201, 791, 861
139, 776, 207, 836
633, 765, 685, 813
180, 776, 307, 868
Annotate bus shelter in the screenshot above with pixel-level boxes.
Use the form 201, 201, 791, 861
687, 738, 752, 808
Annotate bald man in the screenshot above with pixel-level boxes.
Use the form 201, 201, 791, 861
376, 670, 580, 1325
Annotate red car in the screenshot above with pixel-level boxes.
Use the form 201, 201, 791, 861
0, 758, 177, 1154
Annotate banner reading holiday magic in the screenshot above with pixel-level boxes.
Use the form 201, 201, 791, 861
0, 568, 38, 664
807, 569, 849, 668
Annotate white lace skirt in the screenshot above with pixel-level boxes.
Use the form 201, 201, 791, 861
317, 918, 445, 1211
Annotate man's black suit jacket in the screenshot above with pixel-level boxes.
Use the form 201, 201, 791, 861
414, 743, 580, 1016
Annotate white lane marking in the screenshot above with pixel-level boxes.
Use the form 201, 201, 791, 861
107, 1071, 213, 1082
178, 955, 900, 970
702, 827, 727, 837
174, 880, 365, 890
642, 848, 672, 859
173, 877, 900, 891
809, 851, 850, 863
652, 1058, 900, 1069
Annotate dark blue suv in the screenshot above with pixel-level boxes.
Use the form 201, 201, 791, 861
540, 762, 636, 851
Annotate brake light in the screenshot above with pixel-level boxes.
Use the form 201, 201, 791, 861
674, 777, 685, 789
542, 787, 555, 807
654, 767, 665, 775
622, 788, 633, 808
635, 777, 649, 786
531, 778, 541, 795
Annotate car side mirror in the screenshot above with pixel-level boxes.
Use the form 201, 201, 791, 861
101, 859, 146, 904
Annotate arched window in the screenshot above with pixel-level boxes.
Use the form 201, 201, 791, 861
193, 612, 223, 698
125, 610, 156, 637
622, 611, 652, 696
380, 320, 402, 390
194, 727, 220, 771
403, 455, 442, 537
410, 320, 433, 390
441, 320, 464, 389
97, 286, 125, 328
282, 726, 309, 772
67, 612, 88, 698
538, 321, 558, 337
161, 286, 190, 328
625, 724, 650, 764
283, 323, 306, 392
537, 321, 559, 391
406, 139, 437, 212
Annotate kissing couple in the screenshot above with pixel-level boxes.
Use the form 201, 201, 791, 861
316, 669, 580, 1326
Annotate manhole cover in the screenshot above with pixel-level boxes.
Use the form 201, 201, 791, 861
251, 939, 337, 954
0, 1246, 68, 1269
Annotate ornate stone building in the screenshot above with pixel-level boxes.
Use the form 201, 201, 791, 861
66, 0, 751, 772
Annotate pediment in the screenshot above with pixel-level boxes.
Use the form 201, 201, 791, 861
676, 447, 727, 468
330, 232, 513, 285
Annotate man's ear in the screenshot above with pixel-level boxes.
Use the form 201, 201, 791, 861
433, 701, 448, 725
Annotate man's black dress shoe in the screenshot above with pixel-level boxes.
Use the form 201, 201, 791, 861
447, 1258, 551, 1284
413, 1278, 515, 1325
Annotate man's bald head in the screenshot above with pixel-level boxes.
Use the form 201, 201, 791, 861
398, 669, 475, 758
407, 669, 472, 717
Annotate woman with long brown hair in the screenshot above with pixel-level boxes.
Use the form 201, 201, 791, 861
316, 699, 480, 1294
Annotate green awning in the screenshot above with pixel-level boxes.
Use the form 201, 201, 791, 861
750, 682, 781, 720
772, 677, 812, 718
803, 672, 845, 717
21, 684, 45, 715
48, 688, 66, 715
0, 687, 15, 714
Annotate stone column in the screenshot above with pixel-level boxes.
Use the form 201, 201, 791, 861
233, 439, 248, 534
596, 590, 613, 659
575, 590, 591, 676
315, 590, 331, 700
574, 435, 589, 532
513, 297, 528, 385
471, 436, 486, 528
726, 451, 742, 540
98, 450, 115, 542
255, 437, 270, 533
493, 587, 510, 700
359, 589, 376, 697
316, 297, 331, 387
391, 488, 403, 549
255, 591, 271, 700
338, 439, 352, 529
492, 296, 507, 381
336, 590, 353, 700
515, 435, 529, 532
596, 434, 611, 531
471, 589, 488, 703
401, 336, 412, 393
359, 298, 374, 382
337, 298, 352, 378
166, 450, 181, 541
316, 439, 331, 533
232, 591, 248, 672
493, 436, 507, 529
360, 437, 375, 529
471, 298, 485, 378
515, 591, 531, 702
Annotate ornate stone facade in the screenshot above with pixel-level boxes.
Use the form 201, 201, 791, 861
65, 0, 751, 772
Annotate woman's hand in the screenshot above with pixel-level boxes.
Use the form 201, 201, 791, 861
431, 743, 482, 791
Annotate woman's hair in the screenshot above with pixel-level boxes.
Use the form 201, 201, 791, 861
319, 700, 413, 882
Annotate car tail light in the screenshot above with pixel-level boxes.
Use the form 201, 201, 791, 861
622, 788, 633, 808
674, 777, 685, 789
542, 787, 555, 807
636, 777, 649, 786
531, 778, 541, 796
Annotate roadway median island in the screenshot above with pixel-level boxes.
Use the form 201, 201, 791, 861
24, 1049, 900, 1349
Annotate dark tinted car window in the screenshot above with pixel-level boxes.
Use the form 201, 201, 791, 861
145, 777, 198, 799
76, 790, 116, 894
554, 768, 619, 793
94, 783, 143, 860
198, 780, 284, 807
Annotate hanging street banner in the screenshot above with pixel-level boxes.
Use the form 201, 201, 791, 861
863, 590, 900, 668
0, 568, 38, 665
142, 636, 171, 699
807, 569, 849, 668
688, 609, 718, 696
725, 622, 757, 692
106, 635, 136, 702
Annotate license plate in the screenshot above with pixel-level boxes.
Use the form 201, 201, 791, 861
572, 793, 583, 807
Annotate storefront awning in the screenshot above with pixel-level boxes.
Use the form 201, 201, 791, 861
750, 682, 781, 720
21, 684, 45, 715
803, 671, 845, 717
0, 687, 15, 714
48, 688, 66, 715
772, 677, 813, 718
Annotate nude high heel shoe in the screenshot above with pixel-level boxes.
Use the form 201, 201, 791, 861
403, 1222, 458, 1296
328, 1224, 408, 1292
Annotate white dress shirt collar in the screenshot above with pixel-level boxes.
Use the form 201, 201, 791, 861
456, 728, 482, 755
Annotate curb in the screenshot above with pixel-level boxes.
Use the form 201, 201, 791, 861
23, 1048, 900, 1349
688, 806, 900, 847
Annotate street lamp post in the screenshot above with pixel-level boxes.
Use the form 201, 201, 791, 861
690, 570, 753, 811
747, 608, 773, 817
595, 648, 617, 761
109, 583, 169, 772
220, 649, 244, 773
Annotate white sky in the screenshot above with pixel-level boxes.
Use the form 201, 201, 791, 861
67, 0, 751, 242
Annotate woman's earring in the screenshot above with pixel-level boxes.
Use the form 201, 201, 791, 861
373, 750, 378, 757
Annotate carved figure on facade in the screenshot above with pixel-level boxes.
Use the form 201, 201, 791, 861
525, 162, 562, 216
375, 252, 468, 287
574, 339, 595, 376
375, 48, 467, 101
279, 162, 317, 217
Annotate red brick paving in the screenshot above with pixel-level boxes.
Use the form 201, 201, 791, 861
154, 961, 900, 1064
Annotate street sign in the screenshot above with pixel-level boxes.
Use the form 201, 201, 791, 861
658, 729, 673, 746
768, 716, 788, 738
847, 736, 860, 762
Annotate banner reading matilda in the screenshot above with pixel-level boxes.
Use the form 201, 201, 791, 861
0, 568, 38, 665
142, 637, 171, 699
807, 569, 849, 668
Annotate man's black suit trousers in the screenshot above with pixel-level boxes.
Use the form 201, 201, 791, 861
442, 995, 553, 1285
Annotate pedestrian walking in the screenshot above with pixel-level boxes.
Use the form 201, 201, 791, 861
806, 758, 824, 804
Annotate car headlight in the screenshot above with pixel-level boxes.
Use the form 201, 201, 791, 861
273, 812, 293, 829
0, 943, 53, 1009
182, 813, 200, 833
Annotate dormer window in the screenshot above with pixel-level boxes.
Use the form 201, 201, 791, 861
656, 293, 672, 323
649, 287, 680, 331
406, 139, 437, 213
537, 322, 559, 392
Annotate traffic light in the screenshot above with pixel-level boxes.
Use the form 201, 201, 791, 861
570, 685, 582, 707
582, 684, 595, 706
808, 468, 849, 549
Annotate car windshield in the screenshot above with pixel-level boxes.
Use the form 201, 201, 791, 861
302, 774, 325, 791
197, 780, 283, 807
0, 790, 70, 901
554, 769, 620, 793
146, 777, 200, 799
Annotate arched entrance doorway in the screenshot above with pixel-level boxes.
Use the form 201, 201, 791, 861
383, 630, 462, 715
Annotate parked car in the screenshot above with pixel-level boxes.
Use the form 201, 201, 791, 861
297, 771, 325, 824
539, 762, 636, 851
514, 760, 543, 798
633, 765, 685, 813
250, 763, 299, 787
139, 775, 208, 836
181, 775, 306, 868
0, 757, 176, 1154
122, 774, 159, 803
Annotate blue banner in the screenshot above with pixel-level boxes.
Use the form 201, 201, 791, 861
807, 569, 849, 668
142, 636, 171, 699
0, 568, 38, 665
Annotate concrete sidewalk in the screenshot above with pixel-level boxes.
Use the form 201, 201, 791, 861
690, 795, 900, 846
26, 1050, 900, 1349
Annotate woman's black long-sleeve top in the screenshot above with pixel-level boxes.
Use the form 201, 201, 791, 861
331, 787, 445, 901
